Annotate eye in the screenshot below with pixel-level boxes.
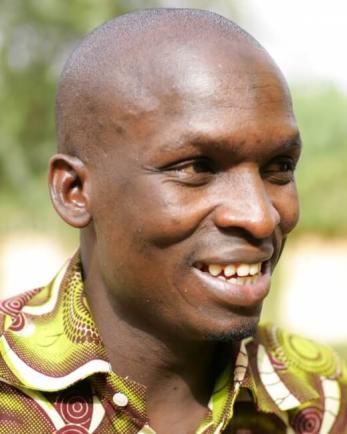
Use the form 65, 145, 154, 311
277, 160, 295, 172
263, 157, 297, 184
163, 157, 215, 186
174, 159, 214, 175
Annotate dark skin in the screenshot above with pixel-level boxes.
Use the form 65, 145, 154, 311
49, 27, 301, 434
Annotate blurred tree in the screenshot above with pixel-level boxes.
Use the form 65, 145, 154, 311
0, 0, 137, 196
292, 85, 347, 235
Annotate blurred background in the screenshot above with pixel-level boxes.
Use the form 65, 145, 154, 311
0, 0, 346, 358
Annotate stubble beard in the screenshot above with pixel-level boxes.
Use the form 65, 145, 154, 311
204, 321, 258, 343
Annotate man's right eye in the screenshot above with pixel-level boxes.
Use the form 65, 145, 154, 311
172, 159, 215, 175
163, 158, 216, 185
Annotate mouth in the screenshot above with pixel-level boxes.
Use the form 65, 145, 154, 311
192, 259, 271, 308
195, 261, 264, 285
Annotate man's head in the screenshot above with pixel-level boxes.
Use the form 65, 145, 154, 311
49, 9, 301, 343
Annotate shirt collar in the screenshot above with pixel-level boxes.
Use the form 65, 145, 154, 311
0, 252, 110, 391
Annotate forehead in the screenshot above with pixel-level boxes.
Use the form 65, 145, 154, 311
93, 34, 298, 160
135, 62, 294, 150
113, 35, 287, 106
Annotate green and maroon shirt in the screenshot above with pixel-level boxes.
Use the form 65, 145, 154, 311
0, 253, 346, 433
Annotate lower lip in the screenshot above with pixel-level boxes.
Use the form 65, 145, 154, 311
192, 267, 271, 308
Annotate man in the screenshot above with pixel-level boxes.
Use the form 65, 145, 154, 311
0, 8, 346, 434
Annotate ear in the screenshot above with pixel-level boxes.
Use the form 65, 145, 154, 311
48, 154, 92, 228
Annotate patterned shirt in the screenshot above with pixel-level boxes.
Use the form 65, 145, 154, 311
0, 253, 346, 433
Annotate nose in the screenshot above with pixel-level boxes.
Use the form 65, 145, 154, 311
212, 166, 280, 239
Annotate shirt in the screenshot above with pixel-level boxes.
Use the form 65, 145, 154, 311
0, 252, 346, 433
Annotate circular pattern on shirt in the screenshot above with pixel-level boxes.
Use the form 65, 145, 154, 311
276, 328, 338, 377
56, 389, 92, 427
62, 262, 101, 345
0, 288, 40, 315
56, 426, 89, 434
290, 407, 323, 434
0, 297, 24, 315
9, 312, 26, 332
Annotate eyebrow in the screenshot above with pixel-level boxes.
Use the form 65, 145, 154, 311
277, 134, 302, 151
158, 132, 302, 156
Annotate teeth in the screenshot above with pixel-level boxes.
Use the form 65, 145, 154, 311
224, 264, 236, 277
208, 264, 222, 276
235, 276, 251, 286
232, 276, 260, 286
249, 263, 261, 276
203, 261, 263, 281
236, 264, 250, 277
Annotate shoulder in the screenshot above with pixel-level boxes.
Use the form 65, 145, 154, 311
254, 323, 347, 382
0, 255, 74, 336
248, 324, 347, 432
0, 287, 44, 336
0, 381, 49, 430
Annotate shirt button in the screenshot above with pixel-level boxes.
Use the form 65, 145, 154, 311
113, 392, 129, 407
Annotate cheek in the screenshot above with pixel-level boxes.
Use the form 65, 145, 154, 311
91, 170, 207, 253
138, 190, 211, 248
112, 175, 210, 247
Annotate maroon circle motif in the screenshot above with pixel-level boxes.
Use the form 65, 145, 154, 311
268, 352, 287, 370
0, 297, 25, 315
0, 288, 40, 315
291, 408, 322, 434
57, 390, 92, 426
9, 312, 26, 331
55, 425, 89, 434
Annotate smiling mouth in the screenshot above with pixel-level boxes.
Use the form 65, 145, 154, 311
194, 261, 264, 286
192, 259, 271, 308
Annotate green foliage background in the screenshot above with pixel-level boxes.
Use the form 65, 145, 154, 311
293, 85, 347, 235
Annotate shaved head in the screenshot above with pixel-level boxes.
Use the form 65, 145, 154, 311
55, 8, 277, 160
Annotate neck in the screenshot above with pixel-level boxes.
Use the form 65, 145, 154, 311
81, 243, 232, 403
85, 274, 220, 395
81, 240, 239, 433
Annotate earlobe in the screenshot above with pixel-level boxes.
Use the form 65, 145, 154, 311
48, 154, 92, 228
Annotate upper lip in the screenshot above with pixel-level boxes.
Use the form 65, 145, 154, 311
193, 248, 274, 266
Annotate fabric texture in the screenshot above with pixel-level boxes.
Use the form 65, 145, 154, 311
0, 253, 346, 433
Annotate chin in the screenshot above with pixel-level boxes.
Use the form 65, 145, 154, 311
202, 316, 259, 343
